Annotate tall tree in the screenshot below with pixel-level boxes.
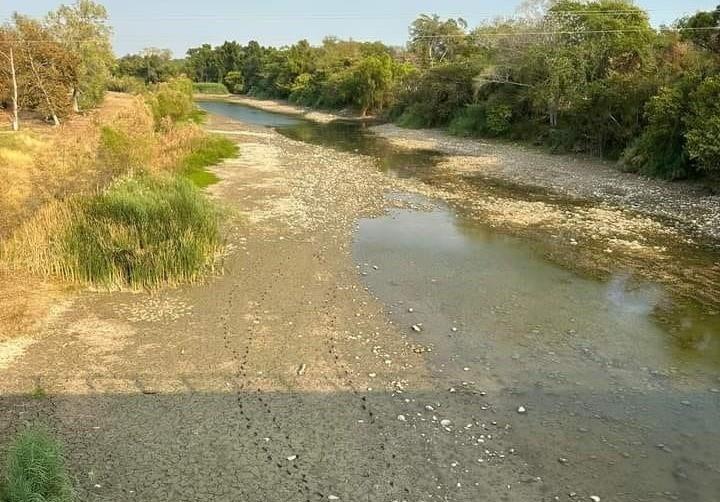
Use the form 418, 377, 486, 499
46, 0, 113, 111
15, 15, 77, 125
408, 14, 468, 67
0, 25, 20, 130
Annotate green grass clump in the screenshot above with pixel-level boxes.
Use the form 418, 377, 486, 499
0, 427, 74, 502
63, 175, 220, 288
180, 135, 238, 188
193, 82, 229, 95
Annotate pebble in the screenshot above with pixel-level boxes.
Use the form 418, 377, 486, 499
451, 327, 458, 332
517, 406, 527, 414
397, 415, 406, 422
328, 496, 340, 501
558, 457, 568, 464
680, 400, 691, 406
411, 325, 422, 332
408, 308, 414, 313
590, 496, 601, 502
440, 419, 452, 427
287, 455, 297, 461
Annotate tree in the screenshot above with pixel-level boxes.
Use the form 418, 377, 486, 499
14, 15, 77, 126
0, 25, 20, 130
678, 5, 720, 54
350, 54, 395, 115
46, 0, 114, 111
223, 70, 244, 93
408, 14, 468, 67
115, 48, 179, 84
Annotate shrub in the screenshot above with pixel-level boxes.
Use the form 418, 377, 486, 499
2, 175, 221, 289
223, 71, 244, 94
145, 77, 201, 128
392, 62, 477, 128
179, 135, 238, 187
106, 75, 146, 94
0, 426, 73, 502
621, 85, 691, 179
193, 82, 230, 95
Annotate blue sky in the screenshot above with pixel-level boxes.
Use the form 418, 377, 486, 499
1, 0, 717, 56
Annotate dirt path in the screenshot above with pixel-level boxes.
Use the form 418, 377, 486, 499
0, 115, 547, 501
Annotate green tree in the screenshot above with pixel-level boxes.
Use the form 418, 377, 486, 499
409, 14, 469, 67
223, 70, 244, 93
46, 0, 114, 111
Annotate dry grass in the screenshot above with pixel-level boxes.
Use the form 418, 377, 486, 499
0, 91, 225, 336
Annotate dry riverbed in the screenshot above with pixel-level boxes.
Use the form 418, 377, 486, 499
0, 115, 550, 501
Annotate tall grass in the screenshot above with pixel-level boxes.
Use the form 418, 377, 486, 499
180, 135, 238, 187
3, 175, 220, 289
0, 426, 74, 502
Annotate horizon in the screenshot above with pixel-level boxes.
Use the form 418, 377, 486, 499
1, 0, 718, 57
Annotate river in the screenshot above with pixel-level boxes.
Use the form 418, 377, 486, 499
199, 99, 720, 501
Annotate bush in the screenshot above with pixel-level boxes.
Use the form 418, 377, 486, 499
193, 82, 230, 95
106, 75, 146, 94
449, 103, 513, 137
179, 135, 238, 187
0, 426, 73, 502
392, 62, 477, 128
621, 85, 691, 179
3, 175, 221, 289
223, 71, 244, 94
145, 77, 201, 127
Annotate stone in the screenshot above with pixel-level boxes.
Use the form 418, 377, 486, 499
440, 419, 452, 427
517, 406, 527, 414
397, 415, 406, 422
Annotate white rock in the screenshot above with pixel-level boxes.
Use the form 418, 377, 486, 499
287, 455, 297, 461
440, 419, 452, 427
517, 406, 527, 414
328, 496, 340, 501
411, 325, 422, 332
590, 496, 601, 502
397, 415, 406, 422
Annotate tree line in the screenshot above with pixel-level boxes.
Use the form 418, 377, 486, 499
135, 0, 716, 180
0, 0, 113, 130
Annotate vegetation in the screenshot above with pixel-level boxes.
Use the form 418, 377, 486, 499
134, 1, 720, 180
0, 426, 74, 502
0, 0, 113, 129
180, 134, 238, 187
20, 175, 219, 289
193, 82, 229, 95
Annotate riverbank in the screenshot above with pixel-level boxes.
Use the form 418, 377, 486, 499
373, 124, 720, 243
196, 94, 375, 124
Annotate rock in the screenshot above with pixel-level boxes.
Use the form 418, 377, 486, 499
328, 496, 340, 501
517, 406, 527, 414
440, 419, 452, 427
297, 364, 306, 376
451, 327, 458, 332
680, 400, 691, 406
287, 455, 297, 461
411, 324, 422, 332
558, 457, 568, 464
590, 496, 601, 502
408, 308, 414, 313
397, 415, 406, 422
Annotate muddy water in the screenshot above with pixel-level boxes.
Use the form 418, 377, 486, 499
201, 101, 720, 501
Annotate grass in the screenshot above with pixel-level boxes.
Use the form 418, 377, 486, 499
0, 426, 74, 502
193, 82, 229, 95
30, 387, 47, 400
179, 135, 238, 188
2, 175, 221, 289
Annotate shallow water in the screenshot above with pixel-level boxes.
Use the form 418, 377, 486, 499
202, 100, 720, 501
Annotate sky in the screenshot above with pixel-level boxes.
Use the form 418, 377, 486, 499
1, 0, 718, 57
